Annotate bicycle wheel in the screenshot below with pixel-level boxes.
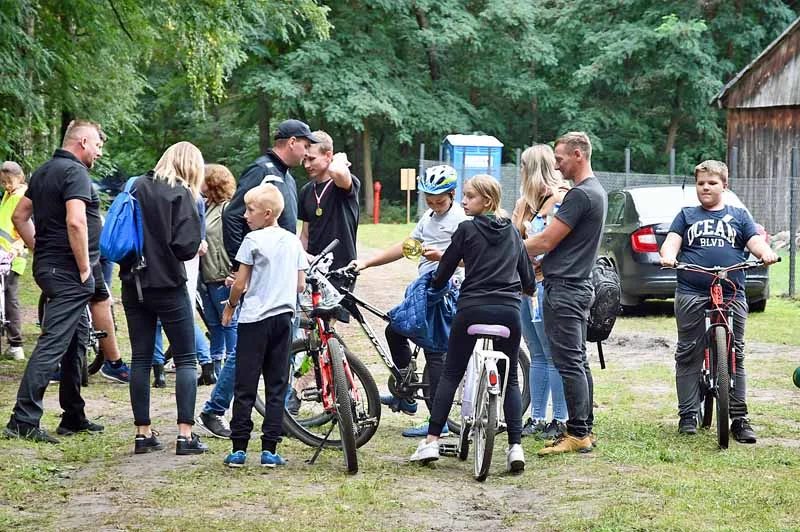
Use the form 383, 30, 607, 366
87, 346, 104, 375
330, 338, 358, 474
714, 327, 730, 449
473, 367, 497, 482
275, 337, 381, 449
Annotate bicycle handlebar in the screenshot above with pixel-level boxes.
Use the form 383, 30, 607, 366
307, 239, 340, 271
663, 257, 779, 273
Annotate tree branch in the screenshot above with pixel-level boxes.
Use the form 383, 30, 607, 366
107, 0, 134, 41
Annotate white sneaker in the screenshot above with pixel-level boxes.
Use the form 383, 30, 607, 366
506, 443, 525, 473
8, 346, 24, 361
410, 439, 440, 463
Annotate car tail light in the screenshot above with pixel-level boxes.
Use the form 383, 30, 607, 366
631, 226, 659, 253
756, 224, 769, 244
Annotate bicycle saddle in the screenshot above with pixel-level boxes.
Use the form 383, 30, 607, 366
467, 324, 510, 338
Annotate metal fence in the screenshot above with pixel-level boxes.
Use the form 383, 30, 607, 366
416, 155, 800, 298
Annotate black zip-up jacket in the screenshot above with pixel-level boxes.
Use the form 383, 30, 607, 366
119, 172, 201, 289
222, 149, 297, 265
432, 214, 535, 310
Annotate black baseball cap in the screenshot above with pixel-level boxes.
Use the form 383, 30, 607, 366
274, 119, 320, 143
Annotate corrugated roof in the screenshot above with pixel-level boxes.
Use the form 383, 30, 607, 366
712, 16, 800, 107
443, 134, 504, 147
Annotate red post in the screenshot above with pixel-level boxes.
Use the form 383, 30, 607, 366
373, 181, 382, 224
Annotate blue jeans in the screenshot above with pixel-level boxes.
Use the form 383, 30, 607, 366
152, 320, 210, 365
200, 282, 240, 416
521, 285, 568, 421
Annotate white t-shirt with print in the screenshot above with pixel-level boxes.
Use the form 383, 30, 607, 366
411, 203, 469, 280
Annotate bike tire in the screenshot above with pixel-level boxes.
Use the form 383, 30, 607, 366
330, 338, 358, 474
274, 337, 381, 449
714, 327, 730, 449
458, 420, 470, 461
87, 350, 104, 375
473, 368, 497, 482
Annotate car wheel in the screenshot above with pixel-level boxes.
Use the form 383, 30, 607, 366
748, 299, 766, 313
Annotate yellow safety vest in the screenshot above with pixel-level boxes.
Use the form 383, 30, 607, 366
0, 189, 27, 275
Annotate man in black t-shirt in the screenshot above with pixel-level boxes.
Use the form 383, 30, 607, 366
4, 119, 106, 444
299, 130, 360, 270
525, 131, 607, 456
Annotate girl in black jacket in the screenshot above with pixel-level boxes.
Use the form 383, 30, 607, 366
410, 174, 535, 472
120, 141, 207, 456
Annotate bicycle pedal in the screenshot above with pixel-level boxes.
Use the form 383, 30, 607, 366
438, 442, 459, 457
300, 388, 321, 401
94, 331, 108, 339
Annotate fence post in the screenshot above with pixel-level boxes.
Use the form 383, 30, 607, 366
418, 143, 425, 218
438, 144, 443, 163
790, 147, 798, 298
515, 148, 521, 198
669, 148, 676, 178
624, 147, 631, 187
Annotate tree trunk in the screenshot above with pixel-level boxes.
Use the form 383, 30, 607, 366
362, 121, 374, 213
258, 94, 272, 154
413, 5, 441, 82
664, 115, 680, 159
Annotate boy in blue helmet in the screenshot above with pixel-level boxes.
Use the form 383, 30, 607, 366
350, 165, 469, 437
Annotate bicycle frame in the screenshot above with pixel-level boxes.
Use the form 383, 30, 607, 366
463, 337, 509, 424
702, 280, 735, 397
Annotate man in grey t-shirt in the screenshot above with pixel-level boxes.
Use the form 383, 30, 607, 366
525, 131, 607, 456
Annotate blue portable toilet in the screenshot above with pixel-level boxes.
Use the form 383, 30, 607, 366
441, 134, 503, 200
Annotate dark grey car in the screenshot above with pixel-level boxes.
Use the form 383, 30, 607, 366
599, 185, 770, 311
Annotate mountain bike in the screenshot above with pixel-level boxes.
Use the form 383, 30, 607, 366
667, 259, 773, 449
256, 240, 379, 474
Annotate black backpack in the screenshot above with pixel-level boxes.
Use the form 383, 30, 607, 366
587, 256, 621, 369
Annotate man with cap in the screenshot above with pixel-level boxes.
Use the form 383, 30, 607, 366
197, 119, 318, 439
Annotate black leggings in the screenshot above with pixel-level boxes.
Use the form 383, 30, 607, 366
428, 304, 523, 445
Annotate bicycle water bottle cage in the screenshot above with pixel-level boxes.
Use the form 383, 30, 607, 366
467, 324, 511, 339
711, 284, 723, 306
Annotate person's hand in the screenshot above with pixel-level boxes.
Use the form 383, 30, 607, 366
221, 302, 235, 326
348, 259, 368, 272
198, 240, 208, 256
224, 271, 237, 287
660, 256, 677, 267
80, 268, 92, 283
332, 152, 351, 168
307, 252, 316, 263
760, 249, 779, 265
7, 248, 18, 260
422, 247, 443, 262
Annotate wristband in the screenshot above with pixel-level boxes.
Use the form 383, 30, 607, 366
225, 299, 238, 308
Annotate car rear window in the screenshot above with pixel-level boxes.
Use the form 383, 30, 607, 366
629, 187, 746, 222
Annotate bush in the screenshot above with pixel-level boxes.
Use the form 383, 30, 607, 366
360, 200, 413, 224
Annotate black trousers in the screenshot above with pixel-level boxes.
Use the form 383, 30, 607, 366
230, 312, 293, 453
9, 267, 93, 429
385, 325, 444, 407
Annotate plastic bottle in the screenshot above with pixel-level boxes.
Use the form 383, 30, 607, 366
531, 214, 545, 260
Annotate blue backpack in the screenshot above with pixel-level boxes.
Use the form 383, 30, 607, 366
100, 176, 144, 263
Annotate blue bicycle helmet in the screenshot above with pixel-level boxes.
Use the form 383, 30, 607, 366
418, 165, 458, 194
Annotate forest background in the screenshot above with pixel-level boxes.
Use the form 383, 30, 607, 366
2, 0, 799, 212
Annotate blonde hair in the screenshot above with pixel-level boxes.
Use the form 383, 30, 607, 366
153, 141, 204, 199
518, 144, 565, 231
694, 160, 728, 184
63, 119, 105, 146
466, 174, 506, 219
244, 183, 284, 219
0, 161, 25, 185
204, 164, 236, 204
310, 130, 333, 153
555, 131, 592, 160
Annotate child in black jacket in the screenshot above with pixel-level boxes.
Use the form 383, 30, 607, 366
410, 174, 535, 472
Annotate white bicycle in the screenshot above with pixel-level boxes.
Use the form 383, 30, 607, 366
451, 324, 512, 482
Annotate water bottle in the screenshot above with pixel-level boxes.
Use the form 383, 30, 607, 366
547, 203, 561, 225
531, 214, 545, 261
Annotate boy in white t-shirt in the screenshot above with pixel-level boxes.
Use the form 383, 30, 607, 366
221, 184, 308, 468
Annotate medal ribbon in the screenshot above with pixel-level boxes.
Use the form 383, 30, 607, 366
314, 179, 334, 215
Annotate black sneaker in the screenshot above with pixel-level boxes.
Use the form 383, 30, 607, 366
152, 364, 166, 388
56, 420, 105, 436
134, 430, 164, 454
731, 418, 757, 444
538, 419, 567, 440
176, 433, 209, 455
521, 418, 547, 438
678, 416, 697, 435
196, 412, 231, 439
3, 422, 60, 444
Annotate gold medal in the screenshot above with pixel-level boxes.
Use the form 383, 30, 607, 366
315, 207, 323, 216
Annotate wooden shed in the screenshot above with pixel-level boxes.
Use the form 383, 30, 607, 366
712, 16, 800, 233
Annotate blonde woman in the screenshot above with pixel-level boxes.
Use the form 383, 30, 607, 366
119, 141, 206, 455
512, 144, 570, 440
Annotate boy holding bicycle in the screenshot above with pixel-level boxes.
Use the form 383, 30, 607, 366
660, 160, 777, 443
221, 184, 308, 468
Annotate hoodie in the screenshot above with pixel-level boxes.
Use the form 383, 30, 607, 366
432, 214, 535, 311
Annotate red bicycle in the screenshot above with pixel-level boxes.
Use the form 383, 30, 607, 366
668, 259, 776, 449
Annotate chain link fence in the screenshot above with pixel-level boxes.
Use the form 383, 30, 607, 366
416, 157, 799, 298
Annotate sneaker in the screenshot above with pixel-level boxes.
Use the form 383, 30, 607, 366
731, 417, 757, 444
196, 412, 231, 439
506, 443, 525, 473
224, 450, 247, 468
521, 418, 547, 438
286, 389, 301, 416
261, 451, 287, 468
380, 393, 417, 415
152, 364, 166, 388
678, 416, 697, 435
538, 419, 567, 440
402, 420, 448, 438
197, 363, 217, 386
537, 433, 593, 456
49, 366, 61, 384
134, 430, 163, 454
8, 346, 24, 361
176, 433, 209, 455
589, 431, 598, 448
100, 360, 130, 384
409, 439, 440, 463
56, 420, 104, 436
3, 423, 60, 444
